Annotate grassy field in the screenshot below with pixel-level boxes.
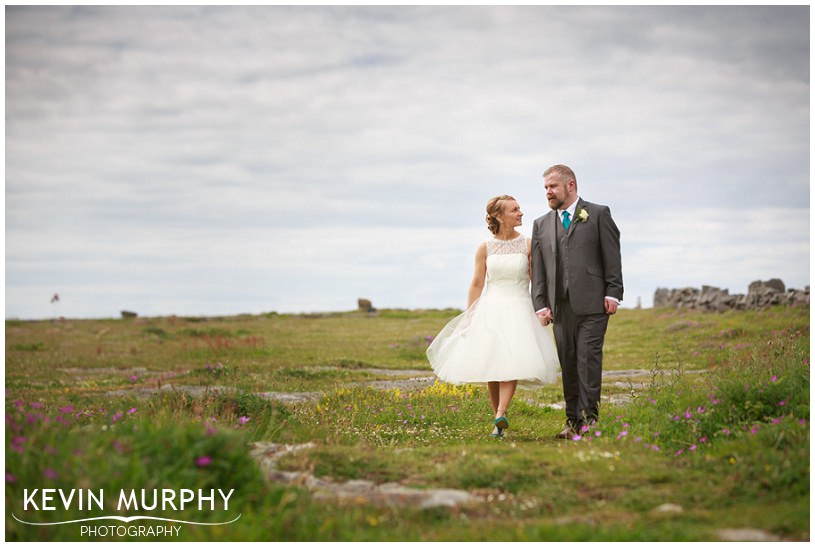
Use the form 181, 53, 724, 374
5, 305, 810, 541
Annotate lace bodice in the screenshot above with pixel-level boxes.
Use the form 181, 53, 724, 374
485, 235, 530, 292
486, 235, 528, 256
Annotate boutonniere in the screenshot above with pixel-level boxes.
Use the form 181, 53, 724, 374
576, 207, 589, 222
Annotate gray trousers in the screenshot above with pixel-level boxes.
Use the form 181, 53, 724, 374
554, 296, 609, 429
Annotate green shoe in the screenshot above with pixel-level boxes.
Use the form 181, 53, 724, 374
495, 416, 509, 430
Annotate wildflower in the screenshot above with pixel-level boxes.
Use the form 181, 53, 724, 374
616, 431, 628, 440
699, 436, 708, 443
12, 436, 28, 449
195, 456, 213, 467
29, 402, 43, 409
111, 412, 123, 423
675, 449, 685, 456
799, 419, 807, 426
43, 468, 58, 480
238, 416, 250, 425
684, 409, 692, 419
128, 407, 137, 415
770, 375, 778, 382
750, 425, 760, 435
571, 435, 582, 441
721, 428, 730, 435
5, 471, 15, 483
130, 375, 139, 383
696, 406, 706, 414
689, 445, 697, 452
771, 417, 782, 425
651, 445, 661, 452
778, 400, 786, 406
58, 405, 75, 414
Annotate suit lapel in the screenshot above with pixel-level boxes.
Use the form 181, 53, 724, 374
546, 210, 558, 255
567, 198, 586, 237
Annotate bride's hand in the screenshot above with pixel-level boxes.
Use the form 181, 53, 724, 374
536, 309, 553, 326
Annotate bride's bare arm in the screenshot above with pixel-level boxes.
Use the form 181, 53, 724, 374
467, 243, 487, 308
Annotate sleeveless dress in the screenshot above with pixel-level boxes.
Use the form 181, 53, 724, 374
426, 235, 560, 387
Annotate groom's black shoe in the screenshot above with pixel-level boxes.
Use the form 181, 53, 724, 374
555, 425, 578, 440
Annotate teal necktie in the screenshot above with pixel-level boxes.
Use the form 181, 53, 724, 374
562, 210, 571, 230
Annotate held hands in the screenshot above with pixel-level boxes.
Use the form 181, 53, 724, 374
536, 308, 553, 326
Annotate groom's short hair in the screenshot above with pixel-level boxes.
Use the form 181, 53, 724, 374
544, 164, 577, 187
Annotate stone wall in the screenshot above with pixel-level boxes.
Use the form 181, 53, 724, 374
653, 279, 809, 312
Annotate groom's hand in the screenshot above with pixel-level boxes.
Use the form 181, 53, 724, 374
536, 308, 553, 326
604, 298, 619, 315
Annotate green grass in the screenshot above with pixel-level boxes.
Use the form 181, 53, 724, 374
5, 306, 810, 540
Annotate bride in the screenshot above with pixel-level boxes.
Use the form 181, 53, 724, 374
427, 195, 560, 438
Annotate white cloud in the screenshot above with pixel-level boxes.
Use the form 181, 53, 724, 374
5, 5, 810, 318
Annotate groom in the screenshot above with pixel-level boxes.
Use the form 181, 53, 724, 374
531, 164, 623, 439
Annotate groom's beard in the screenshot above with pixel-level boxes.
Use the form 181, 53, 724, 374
548, 198, 565, 210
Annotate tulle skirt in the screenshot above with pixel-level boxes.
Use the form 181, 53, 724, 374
426, 288, 560, 387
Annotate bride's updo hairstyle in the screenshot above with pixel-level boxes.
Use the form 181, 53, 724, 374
485, 195, 516, 235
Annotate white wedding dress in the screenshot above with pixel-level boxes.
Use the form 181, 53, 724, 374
427, 235, 560, 387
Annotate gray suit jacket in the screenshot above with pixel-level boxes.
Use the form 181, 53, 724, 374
531, 198, 623, 316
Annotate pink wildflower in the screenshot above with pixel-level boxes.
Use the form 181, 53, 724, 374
195, 456, 213, 467
11, 436, 27, 453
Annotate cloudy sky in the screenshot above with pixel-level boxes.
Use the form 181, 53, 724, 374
5, 5, 810, 319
